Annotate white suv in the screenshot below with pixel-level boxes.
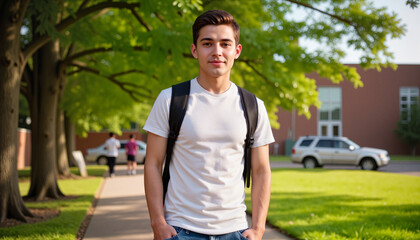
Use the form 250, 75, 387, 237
291, 136, 390, 170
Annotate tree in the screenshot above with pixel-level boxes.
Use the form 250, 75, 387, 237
0, 0, 33, 222
1, 0, 196, 222
1, 0, 406, 222
395, 105, 420, 156
62, 0, 407, 132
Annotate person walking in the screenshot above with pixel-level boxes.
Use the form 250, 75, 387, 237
143, 10, 274, 240
125, 134, 138, 175
104, 132, 120, 177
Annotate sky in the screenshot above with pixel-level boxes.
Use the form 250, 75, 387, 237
342, 0, 420, 64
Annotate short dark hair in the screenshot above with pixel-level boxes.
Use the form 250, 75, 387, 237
192, 10, 240, 46
129, 134, 134, 139
109, 132, 114, 137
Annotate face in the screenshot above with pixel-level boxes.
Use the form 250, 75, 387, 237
191, 24, 242, 79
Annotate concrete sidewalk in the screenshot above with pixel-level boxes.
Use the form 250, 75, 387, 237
83, 165, 293, 240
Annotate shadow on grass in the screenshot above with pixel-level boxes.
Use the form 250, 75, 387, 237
0, 194, 96, 239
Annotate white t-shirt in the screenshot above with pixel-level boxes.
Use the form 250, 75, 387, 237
143, 78, 274, 235
105, 137, 120, 157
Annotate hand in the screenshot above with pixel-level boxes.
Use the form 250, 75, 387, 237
152, 223, 177, 240
242, 228, 264, 240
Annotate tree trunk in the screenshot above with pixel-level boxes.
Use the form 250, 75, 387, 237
65, 114, 77, 166
26, 40, 64, 200
56, 75, 72, 177
56, 107, 72, 177
0, 0, 33, 222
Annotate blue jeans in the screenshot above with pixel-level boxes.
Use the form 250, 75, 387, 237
165, 226, 249, 240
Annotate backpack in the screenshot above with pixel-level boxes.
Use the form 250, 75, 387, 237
162, 80, 258, 201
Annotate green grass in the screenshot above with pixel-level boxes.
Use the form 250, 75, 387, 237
270, 155, 291, 161
246, 169, 420, 240
390, 155, 420, 161
0, 165, 107, 240
270, 155, 420, 161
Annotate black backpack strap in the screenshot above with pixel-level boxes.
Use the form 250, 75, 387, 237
162, 80, 191, 203
238, 86, 258, 188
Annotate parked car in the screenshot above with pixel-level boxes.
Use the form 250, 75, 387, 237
85, 140, 147, 165
290, 136, 390, 170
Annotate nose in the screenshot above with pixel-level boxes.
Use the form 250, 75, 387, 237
212, 43, 223, 56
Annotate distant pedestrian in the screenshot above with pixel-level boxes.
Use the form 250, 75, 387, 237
125, 134, 138, 175
105, 132, 120, 177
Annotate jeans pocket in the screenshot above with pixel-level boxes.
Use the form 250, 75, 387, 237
164, 226, 183, 240
164, 237, 178, 240
238, 229, 249, 240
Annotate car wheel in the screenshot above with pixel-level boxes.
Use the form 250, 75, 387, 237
96, 156, 108, 165
303, 157, 318, 169
360, 158, 378, 170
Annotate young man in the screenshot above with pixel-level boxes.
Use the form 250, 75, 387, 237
125, 134, 138, 175
144, 10, 274, 240
104, 132, 120, 177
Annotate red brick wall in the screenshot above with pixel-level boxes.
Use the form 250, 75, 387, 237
272, 64, 420, 155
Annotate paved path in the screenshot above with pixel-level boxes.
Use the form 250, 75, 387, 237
83, 165, 293, 240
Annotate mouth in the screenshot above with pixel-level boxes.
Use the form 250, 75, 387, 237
209, 60, 225, 65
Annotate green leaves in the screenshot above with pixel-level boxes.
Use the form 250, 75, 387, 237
45, 0, 405, 134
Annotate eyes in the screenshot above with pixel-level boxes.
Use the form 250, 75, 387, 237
201, 42, 232, 48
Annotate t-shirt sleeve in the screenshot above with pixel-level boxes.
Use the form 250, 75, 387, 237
143, 88, 171, 138
252, 98, 275, 148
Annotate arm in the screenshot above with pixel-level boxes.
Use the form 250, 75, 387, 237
242, 144, 271, 240
144, 132, 177, 240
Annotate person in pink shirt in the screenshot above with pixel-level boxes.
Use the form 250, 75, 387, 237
125, 134, 138, 175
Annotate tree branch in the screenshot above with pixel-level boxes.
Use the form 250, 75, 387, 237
77, 0, 91, 12
284, 0, 372, 52
68, 63, 153, 101
285, 0, 357, 28
154, 12, 172, 29
243, 61, 277, 89
131, 9, 153, 31
63, 45, 147, 66
22, 1, 141, 65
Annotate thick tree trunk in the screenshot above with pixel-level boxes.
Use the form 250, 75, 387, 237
65, 114, 76, 166
56, 107, 72, 177
56, 75, 72, 177
0, 0, 33, 222
26, 40, 64, 200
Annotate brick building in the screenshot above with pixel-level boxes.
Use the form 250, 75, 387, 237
271, 64, 420, 155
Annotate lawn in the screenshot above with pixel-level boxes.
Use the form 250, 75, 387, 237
0, 166, 107, 240
246, 169, 420, 240
270, 155, 420, 161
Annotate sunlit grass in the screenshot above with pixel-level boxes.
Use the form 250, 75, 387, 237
270, 155, 291, 161
269, 155, 420, 162
246, 169, 420, 239
0, 166, 107, 240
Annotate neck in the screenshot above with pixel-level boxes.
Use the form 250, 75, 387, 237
196, 75, 231, 94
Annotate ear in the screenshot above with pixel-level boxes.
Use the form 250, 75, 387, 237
191, 44, 198, 59
234, 44, 242, 59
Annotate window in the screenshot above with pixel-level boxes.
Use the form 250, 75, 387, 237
400, 87, 419, 122
300, 139, 314, 147
318, 87, 342, 137
319, 88, 341, 121
333, 140, 349, 149
316, 140, 333, 148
